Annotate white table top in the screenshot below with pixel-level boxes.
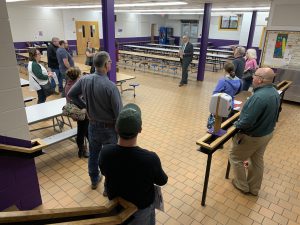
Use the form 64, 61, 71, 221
26, 98, 66, 125
120, 50, 199, 64
20, 78, 29, 87
117, 73, 135, 82
147, 43, 233, 54
124, 45, 231, 59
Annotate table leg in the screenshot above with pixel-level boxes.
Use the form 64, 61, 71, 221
201, 153, 212, 206
225, 159, 231, 179
277, 92, 285, 121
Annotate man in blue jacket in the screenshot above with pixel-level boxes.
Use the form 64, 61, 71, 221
229, 68, 280, 196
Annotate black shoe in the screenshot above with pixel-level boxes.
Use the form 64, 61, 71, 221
179, 83, 184, 87
91, 176, 103, 190
103, 189, 108, 197
78, 145, 89, 158
83, 150, 89, 158
78, 151, 83, 158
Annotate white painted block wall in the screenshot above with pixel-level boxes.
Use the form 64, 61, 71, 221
239, 12, 268, 47
7, 5, 65, 42
0, 1, 30, 141
268, 0, 300, 31
6, 4, 270, 48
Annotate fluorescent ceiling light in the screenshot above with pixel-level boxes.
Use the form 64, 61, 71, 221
135, 12, 203, 15
6, 0, 28, 2
115, 2, 187, 7
44, 1, 187, 9
116, 9, 203, 13
213, 7, 270, 11
44, 5, 102, 9
115, 7, 269, 13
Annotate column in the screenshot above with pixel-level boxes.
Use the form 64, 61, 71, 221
246, 11, 257, 49
102, 0, 116, 82
197, 3, 212, 81
0, 1, 41, 211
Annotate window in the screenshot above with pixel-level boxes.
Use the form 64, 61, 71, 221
219, 16, 239, 30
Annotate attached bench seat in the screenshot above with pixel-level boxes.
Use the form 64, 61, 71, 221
43, 128, 77, 147
24, 96, 36, 103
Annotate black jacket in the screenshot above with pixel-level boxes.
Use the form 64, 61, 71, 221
182, 42, 194, 63
232, 56, 246, 79
47, 43, 59, 69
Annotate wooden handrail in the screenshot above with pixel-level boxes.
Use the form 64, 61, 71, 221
196, 80, 292, 152
196, 112, 240, 151
276, 80, 292, 93
0, 198, 137, 225
0, 138, 46, 154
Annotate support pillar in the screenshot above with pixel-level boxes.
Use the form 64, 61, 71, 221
246, 11, 257, 49
197, 3, 212, 81
102, 0, 116, 82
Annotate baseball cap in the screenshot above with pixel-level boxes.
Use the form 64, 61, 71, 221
116, 103, 142, 138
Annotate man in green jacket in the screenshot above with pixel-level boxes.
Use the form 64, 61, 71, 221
229, 67, 280, 196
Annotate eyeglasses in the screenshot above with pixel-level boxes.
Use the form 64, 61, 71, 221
253, 74, 263, 79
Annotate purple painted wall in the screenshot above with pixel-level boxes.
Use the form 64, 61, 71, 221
199, 38, 239, 48
0, 156, 42, 211
0, 135, 32, 148
14, 37, 158, 54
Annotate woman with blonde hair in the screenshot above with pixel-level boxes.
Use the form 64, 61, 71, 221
242, 48, 258, 91
65, 67, 89, 158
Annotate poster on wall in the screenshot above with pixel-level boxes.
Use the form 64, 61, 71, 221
261, 30, 300, 68
273, 33, 288, 58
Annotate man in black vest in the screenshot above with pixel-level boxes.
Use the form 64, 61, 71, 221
47, 37, 63, 93
179, 35, 194, 87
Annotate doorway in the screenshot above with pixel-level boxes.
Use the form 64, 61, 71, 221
151, 24, 157, 43
75, 21, 100, 55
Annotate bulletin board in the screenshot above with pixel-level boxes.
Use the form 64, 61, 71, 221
261, 30, 300, 68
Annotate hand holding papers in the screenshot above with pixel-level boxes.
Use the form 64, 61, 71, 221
233, 100, 242, 111
178, 49, 183, 58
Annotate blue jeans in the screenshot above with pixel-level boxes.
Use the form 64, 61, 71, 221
50, 68, 64, 92
88, 121, 118, 184
36, 89, 46, 104
127, 203, 155, 225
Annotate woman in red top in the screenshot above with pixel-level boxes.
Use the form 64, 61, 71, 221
65, 67, 89, 158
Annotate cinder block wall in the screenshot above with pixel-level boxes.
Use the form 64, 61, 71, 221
0, 0, 30, 141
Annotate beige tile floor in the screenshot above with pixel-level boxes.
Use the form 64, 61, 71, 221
19, 56, 300, 225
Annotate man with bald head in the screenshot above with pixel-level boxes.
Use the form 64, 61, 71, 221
229, 68, 280, 196
178, 35, 194, 87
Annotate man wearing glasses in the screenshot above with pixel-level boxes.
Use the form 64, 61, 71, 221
229, 68, 280, 196
68, 52, 123, 191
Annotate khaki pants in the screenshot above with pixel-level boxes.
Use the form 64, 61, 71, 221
229, 132, 273, 195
